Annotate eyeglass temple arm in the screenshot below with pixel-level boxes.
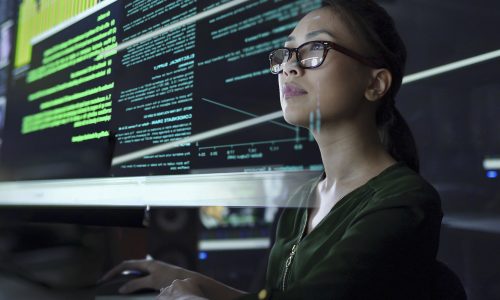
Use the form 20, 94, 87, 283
329, 42, 381, 68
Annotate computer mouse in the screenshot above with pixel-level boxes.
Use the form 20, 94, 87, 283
95, 269, 156, 295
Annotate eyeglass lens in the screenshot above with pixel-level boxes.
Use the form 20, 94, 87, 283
270, 42, 326, 73
299, 42, 324, 67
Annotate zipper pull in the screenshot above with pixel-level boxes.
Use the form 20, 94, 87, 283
286, 244, 297, 267
282, 244, 298, 291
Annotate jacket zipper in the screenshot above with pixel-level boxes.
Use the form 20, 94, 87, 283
281, 211, 308, 291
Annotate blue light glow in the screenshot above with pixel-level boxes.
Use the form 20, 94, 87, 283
486, 170, 498, 178
199, 251, 208, 260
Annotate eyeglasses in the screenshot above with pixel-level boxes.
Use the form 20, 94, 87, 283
268, 40, 380, 74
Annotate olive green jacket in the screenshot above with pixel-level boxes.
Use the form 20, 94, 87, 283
240, 163, 442, 300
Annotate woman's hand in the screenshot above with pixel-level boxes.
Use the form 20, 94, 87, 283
156, 278, 208, 300
100, 257, 246, 299
100, 258, 192, 294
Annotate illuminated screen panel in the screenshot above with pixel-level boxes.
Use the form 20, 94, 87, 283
14, 0, 101, 69
1, 0, 323, 182
0, 0, 15, 154
111, 0, 323, 177
0, 0, 323, 206
4, 0, 120, 179
3, 0, 496, 207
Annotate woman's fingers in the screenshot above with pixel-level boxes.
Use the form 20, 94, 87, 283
157, 278, 206, 300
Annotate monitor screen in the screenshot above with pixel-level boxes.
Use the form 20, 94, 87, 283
0, 0, 323, 206
0, 0, 498, 208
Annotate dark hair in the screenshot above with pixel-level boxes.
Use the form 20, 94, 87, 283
322, 0, 419, 173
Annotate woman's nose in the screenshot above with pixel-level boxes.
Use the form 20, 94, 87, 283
282, 53, 303, 77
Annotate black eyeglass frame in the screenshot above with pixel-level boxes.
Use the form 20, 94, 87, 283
269, 40, 382, 74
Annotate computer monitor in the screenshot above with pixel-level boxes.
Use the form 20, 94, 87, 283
0, 0, 323, 207
1, 0, 498, 208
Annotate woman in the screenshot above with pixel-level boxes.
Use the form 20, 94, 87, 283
102, 1, 443, 299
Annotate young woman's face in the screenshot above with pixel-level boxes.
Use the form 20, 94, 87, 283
279, 7, 373, 130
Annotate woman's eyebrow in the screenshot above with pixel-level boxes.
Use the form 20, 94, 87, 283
306, 29, 336, 40
286, 30, 336, 43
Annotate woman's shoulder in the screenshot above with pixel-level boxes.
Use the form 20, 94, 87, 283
366, 162, 441, 210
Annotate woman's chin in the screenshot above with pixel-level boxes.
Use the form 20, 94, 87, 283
282, 110, 309, 128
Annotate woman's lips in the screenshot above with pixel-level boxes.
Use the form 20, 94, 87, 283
283, 83, 308, 99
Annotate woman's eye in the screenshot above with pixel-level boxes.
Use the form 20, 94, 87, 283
310, 44, 323, 51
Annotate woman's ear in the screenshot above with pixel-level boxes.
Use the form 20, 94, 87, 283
365, 68, 392, 102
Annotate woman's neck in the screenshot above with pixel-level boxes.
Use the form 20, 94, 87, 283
312, 120, 396, 191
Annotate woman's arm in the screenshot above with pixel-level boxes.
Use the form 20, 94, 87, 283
192, 271, 248, 300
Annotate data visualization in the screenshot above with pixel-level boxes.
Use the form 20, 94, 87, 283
15, 0, 102, 69
2, 0, 323, 180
